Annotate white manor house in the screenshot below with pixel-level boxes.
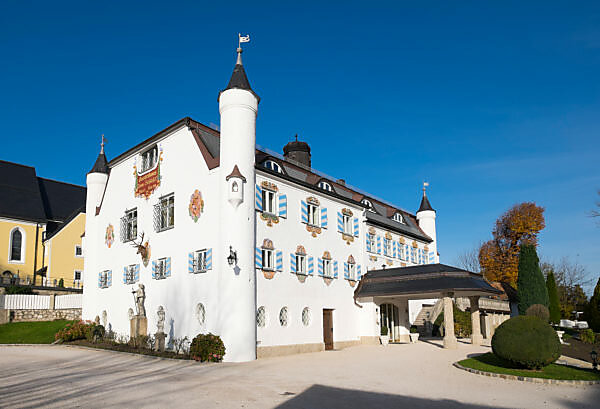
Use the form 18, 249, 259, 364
83, 46, 502, 362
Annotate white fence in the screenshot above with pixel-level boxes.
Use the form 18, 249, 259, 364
0, 294, 82, 310
55, 294, 82, 310
0, 294, 50, 310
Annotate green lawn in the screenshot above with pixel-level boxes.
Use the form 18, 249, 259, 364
458, 353, 600, 381
0, 320, 73, 344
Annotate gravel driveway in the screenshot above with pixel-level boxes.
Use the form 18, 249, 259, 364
1, 340, 598, 408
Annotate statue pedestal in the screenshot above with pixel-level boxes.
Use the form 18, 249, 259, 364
130, 315, 147, 338
155, 332, 166, 352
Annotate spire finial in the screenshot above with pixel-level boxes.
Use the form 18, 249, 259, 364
237, 33, 250, 65
295, 134, 298, 142
100, 134, 106, 154
422, 181, 429, 196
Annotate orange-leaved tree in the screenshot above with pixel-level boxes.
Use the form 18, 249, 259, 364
479, 202, 545, 287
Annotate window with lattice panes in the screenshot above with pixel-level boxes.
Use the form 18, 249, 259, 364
99, 271, 109, 288
121, 208, 137, 242
302, 307, 311, 326
155, 194, 174, 232
193, 249, 208, 273
348, 263, 356, 281
256, 306, 267, 328
140, 146, 158, 173
156, 258, 168, 279
342, 214, 352, 235
367, 234, 376, 253
196, 303, 206, 325
279, 307, 289, 327
125, 264, 136, 284
323, 259, 332, 278
384, 239, 391, 256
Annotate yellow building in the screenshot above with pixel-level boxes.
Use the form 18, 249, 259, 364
0, 160, 86, 288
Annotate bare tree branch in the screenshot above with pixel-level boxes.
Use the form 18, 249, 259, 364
455, 243, 482, 273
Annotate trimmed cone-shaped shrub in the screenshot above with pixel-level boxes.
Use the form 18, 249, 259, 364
190, 333, 225, 362
492, 315, 560, 369
545, 271, 561, 325
526, 304, 550, 322
517, 244, 548, 315
585, 278, 600, 332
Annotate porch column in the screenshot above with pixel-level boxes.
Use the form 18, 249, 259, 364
469, 296, 483, 345
442, 293, 457, 349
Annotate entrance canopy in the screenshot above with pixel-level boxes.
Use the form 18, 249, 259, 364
354, 263, 502, 301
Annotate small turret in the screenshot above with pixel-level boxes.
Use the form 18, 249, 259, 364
416, 182, 438, 263
283, 135, 311, 168
86, 136, 109, 216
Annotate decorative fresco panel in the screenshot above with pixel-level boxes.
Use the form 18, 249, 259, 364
105, 224, 115, 248
188, 189, 205, 222
133, 145, 163, 199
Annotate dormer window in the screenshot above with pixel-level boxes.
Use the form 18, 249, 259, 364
392, 213, 404, 224
263, 160, 282, 174
140, 145, 158, 173
361, 199, 374, 212
318, 181, 332, 192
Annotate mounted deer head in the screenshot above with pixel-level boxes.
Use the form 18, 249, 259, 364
131, 232, 148, 261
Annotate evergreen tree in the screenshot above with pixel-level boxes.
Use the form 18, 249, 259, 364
545, 271, 561, 324
517, 244, 549, 315
585, 278, 600, 332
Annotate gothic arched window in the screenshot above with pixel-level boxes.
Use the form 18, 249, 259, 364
9, 228, 23, 262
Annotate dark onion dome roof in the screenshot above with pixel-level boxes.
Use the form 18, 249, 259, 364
220, 48, 260, 102
283, 139, 311, 155
418, 192, 434, 212
88, 151, 109, 174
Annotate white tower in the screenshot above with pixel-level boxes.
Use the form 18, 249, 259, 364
416, 183, 438, 263
82, 139, 109, 317
217, 44, 259, 362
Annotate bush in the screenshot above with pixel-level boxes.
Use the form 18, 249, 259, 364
5, 285, 35, 295
85, 324, 105, 342
492, 315, 560, 369
580, 329, 596, 344
55, 320, 95, 342
410, 325, 418, 334
189, 333, 225, 362
433, 302, 472, 338
545, 271, 561, 324
381, 325, 388, 336
562, 333, 571, 341
58, 278, 64, 288
517, 244, 549, 315
585, 278, 600, 332
526, 304, 550, 322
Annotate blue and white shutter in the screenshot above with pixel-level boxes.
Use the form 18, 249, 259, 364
301, 200, 308, 223
377, 236, 381, 254
344, 262, 349, 279
188, 252, 194, 273
290, 254, 296, 273
276, 250, 283, 271
278, 194, 287, 218
429, 251, 435, 264
318, 258, 324, 276
97, 272, 102, 288
321, 208, 328, 228
123, 266, 128, 284
134, 264, 140, 281
255, 247, 262, 269
165, 257, 172, 277
337, 212, 343, 233
106, 270, 112, 287
366, 235, 371, 252
308, 256, 314, 275
405, 244, 410, 261
357, 265, 362, 280
353, 217, 359, 237
333, 261, 339, 278
152, 260, 157, 279
206, 249, 213, 269
383, 238, 388, 256
392, 241, 397, 258
255, 185, 263, 211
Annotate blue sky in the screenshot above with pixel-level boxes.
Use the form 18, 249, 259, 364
1, 1, 598, 291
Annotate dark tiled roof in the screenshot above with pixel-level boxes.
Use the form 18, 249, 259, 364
418, 193, 434, 212
355, 264, 502, 298
0, 160, 85, 225
220, 51, 260, 102
89, 152, 109, 174
44, 204, 85, 240
365, 211, 432, 243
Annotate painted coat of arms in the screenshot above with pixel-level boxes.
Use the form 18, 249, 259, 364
188, 189, 205, 222
105, 224, 115, 248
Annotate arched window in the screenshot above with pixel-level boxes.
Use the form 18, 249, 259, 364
263, 160, 282, 174
392, 213, 404, 223
232, 181, 238, 192
361, 199, 374, 212
318, 181, 332, 192
9, 228, 24, 262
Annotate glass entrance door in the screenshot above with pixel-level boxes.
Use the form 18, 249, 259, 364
380, 303, 400, 342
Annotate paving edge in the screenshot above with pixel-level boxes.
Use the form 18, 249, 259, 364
453, 362, 600, 386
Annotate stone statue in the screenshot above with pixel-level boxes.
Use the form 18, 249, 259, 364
127, 308, 134, 320
94, 315, 100, 325
101, 310, 107, 327
132, 284, 146, 317
156, 306, 165, 333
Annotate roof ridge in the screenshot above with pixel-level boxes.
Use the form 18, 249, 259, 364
37, 176, 85, 189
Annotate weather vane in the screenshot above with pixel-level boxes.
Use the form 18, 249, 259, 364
423, 181, 429, 194
238, 33, 250, 50
100, 134, 107, 154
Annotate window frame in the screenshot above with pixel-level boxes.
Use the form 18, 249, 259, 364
342, 214, 353, 235
323, 259, 332, 278
125, 264, 137, 284
122, 208, 138, 242
384, 239, 391, 256
362, 199, 374, 212
73, 270, 83, 282
156, 257, 168, 279
307, 203, 319, 227
318, 181, 332, 192
99, 270, 109, 288
367, 233, 376, 253
74, 244, 83, 258
263, 160, 282, 174
392, 213, 404, 223
140, 145, 158, 173
8, 227, 25, 264
296, 254, 307, 275
348, 262, 356, 281
157, 194, 175, 232
262, 248, 274, 271
193, 249, 208, 273
261, 189, 276, 215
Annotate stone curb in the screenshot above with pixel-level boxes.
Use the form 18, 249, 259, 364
453, 362, 600, 386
